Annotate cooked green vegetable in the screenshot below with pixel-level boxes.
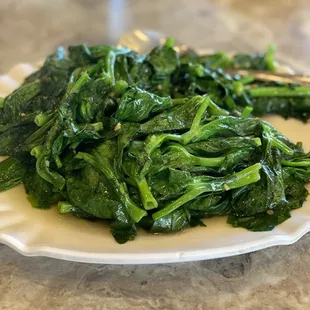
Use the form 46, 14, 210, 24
0, 39, 309, 243
177, 45, 310, 122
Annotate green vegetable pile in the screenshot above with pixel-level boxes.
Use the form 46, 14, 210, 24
1, 39, 310, 243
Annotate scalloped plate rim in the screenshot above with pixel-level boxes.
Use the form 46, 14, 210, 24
1, 222, 310, 264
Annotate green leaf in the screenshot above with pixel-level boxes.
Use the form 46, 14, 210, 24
3, 80, 41, 122
0, 157, 26, 192
23, 165, 62, 209
116, 87, 173, 122
66, 165, 121, 219
147, 42, 179, 75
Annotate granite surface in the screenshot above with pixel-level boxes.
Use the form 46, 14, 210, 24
1, 0, 310, 309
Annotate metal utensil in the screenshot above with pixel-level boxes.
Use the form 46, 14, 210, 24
117, 29, 194, 55
118, 30, 310, 87
224, 69, 310, 87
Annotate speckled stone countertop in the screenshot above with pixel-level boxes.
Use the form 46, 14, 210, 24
1, 1, 310, 309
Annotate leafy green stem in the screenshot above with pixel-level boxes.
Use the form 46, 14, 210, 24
58, 201, 74, 213
164, 144, 225, 168
164, 38, 175, 49
250, 86, 310, 97
281, 160, 310, 167
262, 124, 294, 155
34, 111, 55, 127
152, 163, 262, 220
136, 177, 158, 210
36, 154, 65, 190
145, 133, 182, 155
181, 96, 210, 143
241, 106, 253, 118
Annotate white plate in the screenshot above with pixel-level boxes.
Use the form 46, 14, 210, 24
0, 58, 310, 264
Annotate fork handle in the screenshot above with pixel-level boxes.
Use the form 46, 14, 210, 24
225, 69, 310, 87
